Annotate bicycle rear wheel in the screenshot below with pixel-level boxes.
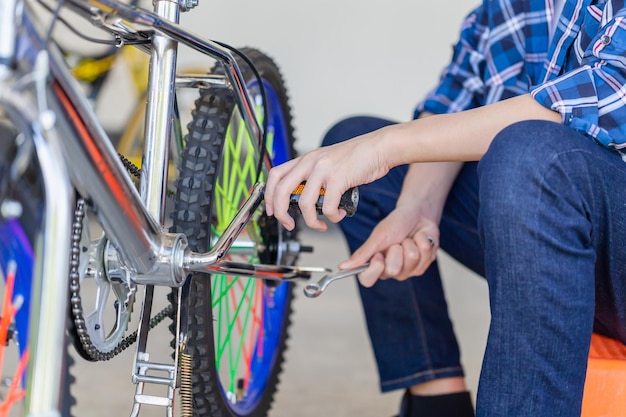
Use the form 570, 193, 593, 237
170, 48, 297, 417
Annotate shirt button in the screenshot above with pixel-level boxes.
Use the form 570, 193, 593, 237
601, 35, 611, 45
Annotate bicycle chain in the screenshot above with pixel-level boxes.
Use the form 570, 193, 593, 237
69, 155, 172, 361
118, 153, 142, 178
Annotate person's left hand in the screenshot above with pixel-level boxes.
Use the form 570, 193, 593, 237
338, 205, 439, 287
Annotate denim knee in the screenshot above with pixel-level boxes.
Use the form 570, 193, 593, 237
477, 120, 576, 225
321, 116, 397, 147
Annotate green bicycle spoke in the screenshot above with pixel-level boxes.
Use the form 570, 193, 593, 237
210, 97, 282, 400
215, 275, 225, 366
228, 280, 257, 388
211, 270, 219, 299
211, 275, 240, 307
215, 277, 255, 388
215, 123, 257, 232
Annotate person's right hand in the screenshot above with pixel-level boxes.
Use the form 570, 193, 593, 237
338, 205, 440, 287
265, 129, 392, 232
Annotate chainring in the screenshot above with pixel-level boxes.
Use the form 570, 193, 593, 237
69, 198, 136, 361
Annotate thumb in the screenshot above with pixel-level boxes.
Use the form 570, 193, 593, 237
357, 253, 385, 287
338, 232, 385, 270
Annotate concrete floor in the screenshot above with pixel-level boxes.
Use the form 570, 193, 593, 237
68, 224, 490, 417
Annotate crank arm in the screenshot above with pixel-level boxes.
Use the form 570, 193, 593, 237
181, 183, 328, 281
200, 261, 329, 281
180, 182, 361, 288
182, 182, 267, 273
181, 181, 358, 273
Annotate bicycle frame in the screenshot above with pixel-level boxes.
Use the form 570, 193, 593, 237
0, 0, 312, 414
14, 0, 268, 277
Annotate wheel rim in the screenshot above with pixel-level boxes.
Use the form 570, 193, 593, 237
0, 219, 34, 413
0, 219, 33, 354
212, 79, 292, 414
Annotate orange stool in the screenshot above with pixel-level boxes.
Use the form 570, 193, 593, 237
581, 333, 626, 416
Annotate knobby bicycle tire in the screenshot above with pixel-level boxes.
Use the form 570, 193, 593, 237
0, 119, 75, 416
169, 47, 298, 417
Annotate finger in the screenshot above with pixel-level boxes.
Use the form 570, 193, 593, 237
272, 169, 310, 231
419, 232, 438, 254
382, 244, 403, 278
319, 184, 344, 223
358, 253, 385, 287
338, 229, 388, 269
297, 178, 327, 231
265, 159, 298, 216
410, 232, 438, 276
397, 238, 421, 279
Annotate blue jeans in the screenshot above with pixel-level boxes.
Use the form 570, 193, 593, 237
321, 117, 626, 417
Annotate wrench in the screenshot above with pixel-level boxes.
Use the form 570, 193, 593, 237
303, 263, 370, 298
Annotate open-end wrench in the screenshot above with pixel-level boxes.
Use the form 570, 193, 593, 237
303, 263, 370, 298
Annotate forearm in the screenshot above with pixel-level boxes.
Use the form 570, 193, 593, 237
381, 94, 561, 167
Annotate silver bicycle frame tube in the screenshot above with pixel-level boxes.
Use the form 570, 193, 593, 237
141, 0, 179, 220
0, 0, 19, 79
26, 118, 72, 417
0, 79, 73, 417
47, 57, 172, 275
132, 3, 181, 414
67, 0, 264, 150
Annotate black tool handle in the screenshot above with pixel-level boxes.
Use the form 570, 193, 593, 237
289, 182, 359, 217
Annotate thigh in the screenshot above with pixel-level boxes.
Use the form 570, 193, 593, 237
476, 120, 626, 416
480, 120, 626, 341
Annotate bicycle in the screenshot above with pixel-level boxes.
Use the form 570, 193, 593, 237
0, 0, 359, 415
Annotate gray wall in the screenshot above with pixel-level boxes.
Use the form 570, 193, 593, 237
179, 0, 477, 153
95, 0, 477, 153
91, 0, 478, 151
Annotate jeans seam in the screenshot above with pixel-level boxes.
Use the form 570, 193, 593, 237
408, 280, 434, 371
381, 366, 464, 387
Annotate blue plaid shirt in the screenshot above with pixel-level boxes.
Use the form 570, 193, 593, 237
415, 0, 626, 150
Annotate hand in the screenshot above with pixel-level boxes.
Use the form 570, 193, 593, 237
265, 130, 391, 231
338, 206, 440, 287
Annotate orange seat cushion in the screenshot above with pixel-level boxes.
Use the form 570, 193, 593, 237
581, 333, 626, 417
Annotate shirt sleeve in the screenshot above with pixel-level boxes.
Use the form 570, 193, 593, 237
531, 11, 626, 149
413, 4, 489, 119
